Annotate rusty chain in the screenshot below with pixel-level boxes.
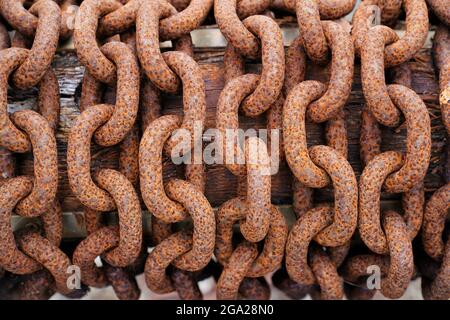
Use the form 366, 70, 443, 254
214, 6, 292, 299
283, 28, 355, 295
0, 0, 448, 300
0, 18, 72, 297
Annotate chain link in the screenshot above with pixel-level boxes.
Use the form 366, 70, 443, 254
0, 0, 447, 300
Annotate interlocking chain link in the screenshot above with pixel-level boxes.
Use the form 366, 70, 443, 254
0, 10, 73, 296
0, 0, 447, 300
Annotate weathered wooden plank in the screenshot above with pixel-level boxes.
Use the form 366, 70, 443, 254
8, 47, 447, 212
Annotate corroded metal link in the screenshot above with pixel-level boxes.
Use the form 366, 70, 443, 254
426, 0, 450, 26
352, 0, 428, 67
145, 231, 193, 294
283, 80, 329, 188
285, 205, 345, 300
98, 0, 210, 41
138, 35, 205, 155
11, 0, 60, 90
401, 183, 424, 240
74, 74, 142, 297
60, 0, 78, 39
222, 15, 284, 118
283, 35, 312, 219
151, 216, 172, 246
306, 21, 354, 123
295, 0, 328, 63
384, 0, 428, 67
267, 95, 285, 161
216, 241, 258, 300
342, 221, 413, 301
294, 0, 356, 62
0, 147, 15, 182
309, 245, 344, 300
136, 0, 189, 93
359, 151, 404, 254
361, 25, 401, 127
238, 277, 271, 300
326, 110, 348, 159
140, 78, 161, 131
240, 137, 272, 242
104, 263, 141, 300
285, 206, 334, 285
236, 0, 272, 18
422, 183, 450, 260
284, 82, 358, 245
359, 150, 427, 253
0, 51, 60, 166
352, 2, 380, 55
80, 70, 104, 113
422, 238, 450, 300
93, 169, 142, 268
139, 115, 187, 223
327, 241, 351, 268
17, 229, 73, 295
84, 208, 103, 236
292, 179, 313, 218
137, 35, 192, 127
215, 197, 288, 277
382, 85, 431, 193
0, 0, 38, 38
216, 74, 260, 177
360, 107, 382, 167
93, 41, 140, 147
309, 145, 358, 247
119, 125, 140, 186
37, 69, 61, 132
433, 24, 450, 134
379, 210, 414, 298
10, 110, 58, 217
170, 268, 203, 300
159, 0, 213, 40
72, 226, 119, 288
0, 0, 76, 38
161, 51, 206, 156
380, 0, 402, 25
284, 0, 356, 19
41, 199, 63, 247
165, 179, 215, 272
221, 14, 285, 115
0, 19, 11, 49
389, 62, 413, 88
357, 84, 430, 197
67, 104, 116, 211
0, 176, 41, 274
283, 35, 306, 97
0, 48, 31, 153
214, 0, 260, 59
342, 254, 390, 284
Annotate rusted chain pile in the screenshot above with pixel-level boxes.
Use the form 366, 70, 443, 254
0, 0, 448, 300
0, 0, 79, 299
